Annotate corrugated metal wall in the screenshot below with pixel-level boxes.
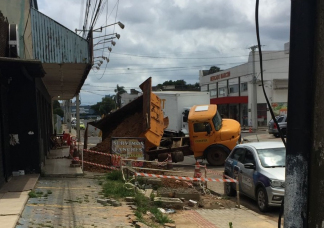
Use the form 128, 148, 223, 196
30, 8, 90, 64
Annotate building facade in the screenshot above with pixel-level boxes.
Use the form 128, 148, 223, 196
199, 43, 289, 128
0, 0, 91, 188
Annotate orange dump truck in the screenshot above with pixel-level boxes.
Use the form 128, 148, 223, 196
88, 77, 241, 166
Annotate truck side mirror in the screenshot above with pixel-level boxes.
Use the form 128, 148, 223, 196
183, 116, 188, 122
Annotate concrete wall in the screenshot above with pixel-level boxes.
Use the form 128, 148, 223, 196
0, 0, 33, 59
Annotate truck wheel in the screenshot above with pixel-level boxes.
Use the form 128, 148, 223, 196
206, 147, 228, 166
171, 151, 184, 162
158, 153, 168, 162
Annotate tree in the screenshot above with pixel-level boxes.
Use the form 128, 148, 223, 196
53, 108, 64, 117
53, 100, 64, 117
53, 100, 61, 109
114, 84, 126, 109
155, 80, 199, 91
91, 96, 115, 115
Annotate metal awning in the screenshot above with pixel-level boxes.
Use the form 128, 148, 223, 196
30, 8, 92, 100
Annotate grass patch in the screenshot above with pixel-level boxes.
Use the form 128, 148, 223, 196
28, 190, 45, 198
102, 171, 135, 199
101, 170, 173, 226
47, 190, 53, 194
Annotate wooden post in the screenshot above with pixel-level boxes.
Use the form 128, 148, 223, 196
204, 165, 207, 189
236, 176, 240, 208
223, 172, 226, 195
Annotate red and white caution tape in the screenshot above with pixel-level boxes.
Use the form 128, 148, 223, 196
135, 172, 237, 182
82, 160, 119, 170
83, 149, 120, 157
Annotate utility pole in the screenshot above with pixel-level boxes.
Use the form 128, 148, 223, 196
285, 0, 324, 227
67, 100, 71, 133
76, 94, 80, 143
250, 45, 258, 131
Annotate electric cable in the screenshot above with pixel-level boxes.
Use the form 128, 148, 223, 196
98, 0, 120, 80
254, 1, 286, 227
110, 50, 287, 60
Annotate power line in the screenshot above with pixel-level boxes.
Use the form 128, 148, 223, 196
109, 50, 287, 60
98, 0, 120, 80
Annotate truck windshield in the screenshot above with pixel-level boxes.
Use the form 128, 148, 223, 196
212, 111, 222, 131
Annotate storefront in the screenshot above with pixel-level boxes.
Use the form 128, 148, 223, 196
199, 43, 290, 129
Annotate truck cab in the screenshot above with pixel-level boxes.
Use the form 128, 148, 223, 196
188, 104, 241, 165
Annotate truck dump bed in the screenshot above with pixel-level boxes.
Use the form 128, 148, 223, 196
88, 77, 166, 153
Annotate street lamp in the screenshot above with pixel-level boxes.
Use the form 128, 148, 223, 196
94, 41, 116, 51
75, 22, 125, 33
93, 33, 120, 40
94, 37, 117, 47
93, 21, 125, 32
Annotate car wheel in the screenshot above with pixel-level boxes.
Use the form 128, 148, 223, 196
206, 147, 228, 166
257, 187, 269, 212
225, 182, 236, 196
274, 134, 280, 138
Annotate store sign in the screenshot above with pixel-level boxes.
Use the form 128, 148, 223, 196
111, 137, 145, 160
210, 72, 230, 81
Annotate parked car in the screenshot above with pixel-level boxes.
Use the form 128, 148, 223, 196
224, 142, 285, 212
71, 120, 85, 130
80, 122, 85, 130
268, 115, 287, 137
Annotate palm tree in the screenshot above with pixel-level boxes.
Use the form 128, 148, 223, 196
114, 84, 127, 109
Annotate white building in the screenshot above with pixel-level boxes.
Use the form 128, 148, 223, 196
199, 42, 289, 128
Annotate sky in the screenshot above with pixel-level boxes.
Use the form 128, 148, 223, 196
37, 0, 291, 106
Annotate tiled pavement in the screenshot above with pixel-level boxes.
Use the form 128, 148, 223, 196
16, 178, 134, 228
196, 207, 277, 228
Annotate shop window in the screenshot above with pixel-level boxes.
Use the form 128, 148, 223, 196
240, 82, 248, 92
229, 84, 239, 93
210, 89, 217, 97
219, 87, 226, 96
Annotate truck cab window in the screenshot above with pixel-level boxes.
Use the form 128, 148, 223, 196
212, 111, 222, 131
194, 122, 209, 132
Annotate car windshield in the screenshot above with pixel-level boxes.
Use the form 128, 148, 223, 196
257, 147, 286, 167
212, 111, 222, 131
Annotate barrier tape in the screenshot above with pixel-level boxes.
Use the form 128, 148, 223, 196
83, 149, 116, 157
82, 160, 120, 170
135, 172, 238, 182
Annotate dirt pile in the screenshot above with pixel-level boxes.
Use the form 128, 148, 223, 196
83, 111, 144, 172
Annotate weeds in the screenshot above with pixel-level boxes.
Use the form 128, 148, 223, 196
28, 190, 45, 198
102, 171, 172, 225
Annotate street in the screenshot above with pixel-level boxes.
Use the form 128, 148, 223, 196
76, 123, 282, 224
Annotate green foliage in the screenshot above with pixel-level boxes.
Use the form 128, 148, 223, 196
91, 96, 115, 115
229, 222, 233, 228
101, 170, 173, 226
53, 108, 64, 117
114, 84, 127, 109
28, 190, 45, 198
134, 192, 172, 224
102, 171, 135, 199
106, 170, 124, 181
156, 80, 200, 91
53, 100, 61, 109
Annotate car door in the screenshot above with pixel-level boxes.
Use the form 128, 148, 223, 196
239, 149, 256, 198
225, 147, 245, 191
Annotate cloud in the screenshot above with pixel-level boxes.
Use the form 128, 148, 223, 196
38, 0, 291, 105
